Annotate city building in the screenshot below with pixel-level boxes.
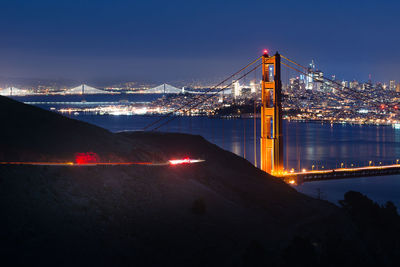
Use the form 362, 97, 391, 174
249, 80, 257, 93
305, 60, 316, 90
350, 80, 359, 89
232, 80, 241, 98
390, 80, 396, 91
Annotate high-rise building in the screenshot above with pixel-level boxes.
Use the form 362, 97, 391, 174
249, 80, 257, 93
289, 77, 300, 90
232, 80, 241, 98
305, 60, 316, 90
313, 70, 324, 91
390, 80, 396, 91
350, 80, 359, 89
396, 83, 400, 93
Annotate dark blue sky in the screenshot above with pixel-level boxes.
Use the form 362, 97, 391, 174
0, 0, 399, 84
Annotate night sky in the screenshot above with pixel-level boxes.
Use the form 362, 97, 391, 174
0, 0, 399, 83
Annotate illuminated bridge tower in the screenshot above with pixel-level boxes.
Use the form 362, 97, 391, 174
260, 51, 284, 175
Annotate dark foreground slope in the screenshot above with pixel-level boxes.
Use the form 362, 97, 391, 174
0, 96, 362, 266
0, 96, 155, 162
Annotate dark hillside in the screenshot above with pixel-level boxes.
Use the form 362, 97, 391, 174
0, 96, 369, 266
0, 96, 153, 162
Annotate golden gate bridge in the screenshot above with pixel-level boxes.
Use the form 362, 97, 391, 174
142, 50, 400, 185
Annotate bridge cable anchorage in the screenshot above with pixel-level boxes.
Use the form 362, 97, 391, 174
280, 57, 395, 112
150, 64, 262, 131
142, 56, 262, 131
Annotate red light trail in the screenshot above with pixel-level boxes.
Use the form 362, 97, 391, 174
0, 158, 205, 167
168, 157, 204, 165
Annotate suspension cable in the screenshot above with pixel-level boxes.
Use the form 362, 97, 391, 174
281, 61, 395, 121
281, 55, 308, 70
280, 60, 385, 105
142, 56, 262, 131
150, 64, 261, 131
280, 61, 383, 121
281, 55, 393, 107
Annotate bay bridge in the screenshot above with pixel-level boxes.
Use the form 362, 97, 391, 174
141, 50, 400, 185
0, 83, 185, 96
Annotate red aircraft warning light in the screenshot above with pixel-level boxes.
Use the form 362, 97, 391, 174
75, 152, 100, 164
263, 49, 269, 55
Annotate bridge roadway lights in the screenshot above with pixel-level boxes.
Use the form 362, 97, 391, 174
281, 165, 400, 185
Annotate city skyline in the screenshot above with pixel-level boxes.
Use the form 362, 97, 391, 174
1, 57, 400, 92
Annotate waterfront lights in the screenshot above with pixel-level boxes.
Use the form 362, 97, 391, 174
302, 168, 306, 173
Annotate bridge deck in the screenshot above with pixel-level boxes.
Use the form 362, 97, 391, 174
280, 164, 400, 185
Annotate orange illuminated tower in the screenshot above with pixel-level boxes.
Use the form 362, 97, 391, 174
260, 51, 283, 175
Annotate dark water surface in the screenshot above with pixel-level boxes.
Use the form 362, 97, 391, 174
13, 94, 400, 208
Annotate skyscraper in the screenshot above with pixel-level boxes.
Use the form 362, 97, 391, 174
390, 80, 396, 91
305, 60, 316, 90
232, 80, 241, 98
249, 80, 257, 93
